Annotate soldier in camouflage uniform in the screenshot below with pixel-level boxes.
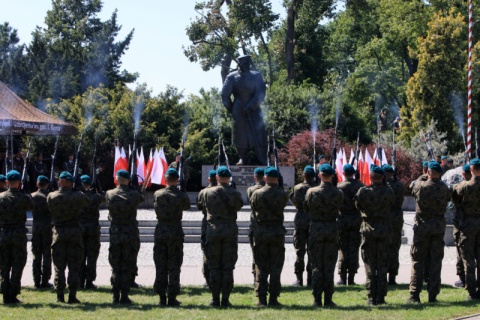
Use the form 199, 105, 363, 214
290, 165, 316, 287
251, 167, 288, 307
0, 170, 33, 303
153, 168, 191, 306
336, 164, 364, 285
382, 164, 404, 285
247, 167, 265, 285
197, 166, 243, 307
106, 170, 144, 304
196, 169, 218, 286
407, 161, 450, 303
47, 171, 89, 303
305, 164, 343, 307
452, 158, 480, 300
31, 175, 53, 289
78, 175, 105, 290
355, 165, 395, 305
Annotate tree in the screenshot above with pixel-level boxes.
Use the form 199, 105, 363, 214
0, 22, 28, 96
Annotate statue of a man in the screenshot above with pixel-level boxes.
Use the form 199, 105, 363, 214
221, 55, 267, 165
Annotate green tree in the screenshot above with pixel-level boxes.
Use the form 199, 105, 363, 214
0, 22, 28, 96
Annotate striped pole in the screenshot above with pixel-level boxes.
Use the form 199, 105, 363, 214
467, 0, 473, 159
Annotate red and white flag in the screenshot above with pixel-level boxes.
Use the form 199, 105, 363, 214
136, 147, 146, 185
150, 149, 163, 185
357, 149, 364, 180
363, 149, 373, 186
144, 149, 154, 188
113, 146, 128, 185
159, 148, 168, 186
336, 149, 344, 183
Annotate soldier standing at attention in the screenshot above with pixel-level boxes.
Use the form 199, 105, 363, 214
153, 168, 190, 306
78, 175, 105, 290
246, 167, 265, 285
305, 164, 343, 307
196, 169, 218, 287
197, 166, 243, 307
251, 167, 288, 307
383, 164, 404, 286
355, 165, 395, 305
0, 170, 33, 303
452, 158, 480, 300
336, 164, 364, 286
47, 171, 89, 303
31, 175, 53, 289
407, 161, 450, 303
290, 165, 317, 287
105, 169, 144, 304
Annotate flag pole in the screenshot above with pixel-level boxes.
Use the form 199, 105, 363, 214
467, 0, 473, 159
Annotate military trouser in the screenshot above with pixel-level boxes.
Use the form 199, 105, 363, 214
52, 225, 83, 293
254, 226, 285, 298
459, 216, 480, 296
153, 229, 183, 297
132, 222, 140, 281
388, 225, 403, 276
309, 229, 338, 300
109, 224, 138, 292
0, 227, 27, 296
206, 223, 238, 300
293, 227, 311, 277
201, 218, 209, 284
249, 222, 257, 278
79, 223, 101, 284
361, 234, 389, 301
31, 224, 52, 284
337, 213, 361, 276
453, 226, 465, 278
409, 218, 445, 296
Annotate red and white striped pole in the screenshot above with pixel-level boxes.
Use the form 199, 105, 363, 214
467, 0, 473, 159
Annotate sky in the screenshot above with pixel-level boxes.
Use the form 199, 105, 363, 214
0, 0, 285, 97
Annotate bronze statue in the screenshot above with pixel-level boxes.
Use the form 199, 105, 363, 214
221, 55, 267, 165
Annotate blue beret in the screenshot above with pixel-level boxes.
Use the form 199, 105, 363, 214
303, 165, 316, 176
0, 175, 6, 182
208, 170, 217, 178
343, 164, 355, 175
370, 164, 384, 175
116, 169, 131, 180
382, 164, 394, 173
37, 175, 50, 183
319, 164, 335, 175
318, 155, 325, 160
463, 164, 471, 172
6, 170, 21, 181
59, 171, 74, 182
441, 156, 447, 160
217, 166, 232, 177
422, 161, 429, 167
254, 168, 264, 176
429, 161, 443, 173
165, 168, 179, 178
80, 175, 92, 185
470, 158, 480, 167
265, 166, 280, 177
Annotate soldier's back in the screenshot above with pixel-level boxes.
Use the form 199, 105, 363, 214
203, 185, 243, 223
252, 184, 288, 225
31, 190, 51, 225
337, 178, 364, 213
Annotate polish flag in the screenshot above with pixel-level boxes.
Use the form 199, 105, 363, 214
150, 149, 163, 185
136, 147, 146, 185
144, 149, 154, 188
335, 149, 343, 183
381, 148, 388, 166
342, 148, 347, 166
363, 149, 373, 186
113, 146, 128, 185
159, 148, 169, 186
349, 148, 355, 166
356, 149, 364, 180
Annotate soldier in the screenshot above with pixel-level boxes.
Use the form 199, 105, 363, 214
196, 169, 218, 287
47, 171, 89, 303
251, 167, 288, 307
197, 166, 243, 307
153, 168, 190, 306
290, 165, 317, 287
63, 153, 75, 175
106, 169, 144, 304
28, 153, 48, 192
441, 156, 449, 172
31, 175, 53, 288
246, 167, 265, 285
305, 164, 343, 307
12, 149, 24, 172
407, 161, 450, 303
383, 164, 404, 285
0, 174, 7, 192
378, 108, 388, 132
0, 170, 33, 303
409, 161, 428, 190
337, 164, 364, 285
355, 165, 395, 305
452, 164, 471, 288
78, 175, 105, 290
452, 158, 480, 300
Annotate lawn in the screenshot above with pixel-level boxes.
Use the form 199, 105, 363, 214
1, 284, 479, 319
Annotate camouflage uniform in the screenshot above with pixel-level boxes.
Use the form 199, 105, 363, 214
336, 177, 364, 283
47, 187, 89, 297
304, 181, 343, 305
410, 178, 450, 300
31, 189, 52, 287
251, 184, 288, 301
0, 189, 33, 300
247, 181, 265, 280
290, 180, 316, 285
79, 189, 105, 287
153, 186, 190, 301
452, 180, 467, 285
355, 182, 395, 304
452, 176, 480, 298
196, 183, 216, 284
386, 178, 405, 279
105, 185, 144, 298
197, 184, 243, 304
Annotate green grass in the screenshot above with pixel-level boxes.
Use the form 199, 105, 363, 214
1, 284, 479, 319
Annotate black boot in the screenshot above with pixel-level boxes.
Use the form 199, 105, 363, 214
209, 296, 220, 307
312, 296, 322, 307
168, 295, 181, 307
85, 280, 97, 290
407, 292, 420, 303
40, 279, 53, 288
130, 276, 140, 288
34, 279, 41, 289
112, 291, 120, 304
388, 274, 397, 286
56, 292, 65, 303
120, 290, 132, 304
454, 274, 465, 288
2, 288, 9, 304
9, 292, 21, 304
337, 273, 346, 285
256, 295, 267, 307
268, 295, 281, 307
68, 291, 81, 304
348, 273, 356, 285
307, 272, 312, 287
159, 294, 166, 306
377, 296, 386, 305
292, 274, 303, 287
428, 293, 438, 303
324, 292, 336, 307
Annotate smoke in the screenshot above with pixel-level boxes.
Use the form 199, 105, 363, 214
83, 90, 95, 131
308, 102, 320, 145
449, 92, 465, 139
133, 88, 146, 134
